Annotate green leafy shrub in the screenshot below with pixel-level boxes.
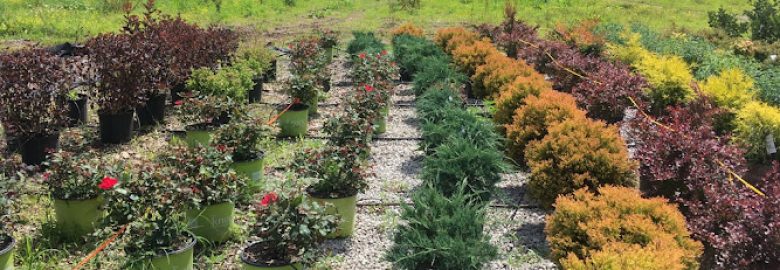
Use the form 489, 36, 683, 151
493, 74, 551, 135
234, 43, 276, 78
547, 186, 703, 270
755, 66, 780, 106
186, 64, 254, 102
393, 34, 449, 79
505, 90, 587, 162
633, 53, 696, 113
416, 86, 463, 124
411, 58, 466, 96
386, 185, 497, 270
422, 136, 507, 202
525, 119, 638, 208
421, 108, 501, 152
709, 8, 749, 37
347, 31, 384, 56
733, 101, 780, 162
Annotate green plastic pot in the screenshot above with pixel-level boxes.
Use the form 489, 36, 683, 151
308, 96, 319, 117
374, 106, 389, 134
184, 128, 213, 148
324, 46, 334, 62
186, 202, 235, 243
53, 197, 104, 240
277, 104, 309, 138
240, 242, 303, 270
141, 236, 196, 270
232, 153, 265, 182
308, 194, 357, 238
0, 236, 14, 270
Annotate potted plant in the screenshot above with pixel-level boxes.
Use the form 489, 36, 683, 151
288, 37, 327, 115
350, 51, 398, 133
235, 44, 276, 103
0, 48, 71, 165
159, 145, 247, 243
175, 94, 236, 147
100, 162, 195, 269
241, 189, 336, 270
278, 74, 318, 137
66, 89, 89, 127
294, 143, 371, 238
0, 159, 19, 269
324, 104, 374, 159
318, 29, 339, 61
215, 121, 270, 182
44, 151, 120, 240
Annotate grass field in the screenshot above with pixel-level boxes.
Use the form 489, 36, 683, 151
0, 0, 750, 45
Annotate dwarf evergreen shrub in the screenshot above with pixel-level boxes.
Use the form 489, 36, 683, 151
411, 58, 466, 96
451, 40, 500, 77
416, 86, 463, 123
393, 35, 449, 79
733, 101, 780, 162
494, 74, 552, 134
434, 27, 480, 54
755, 66, 780, 106
700, 69, 757, 110
471, 54, 536, 99
386, 186, 497, 270
505, 90, 587, 162
633, 52, 696, 113
422, 136, 507, 202
347, 31, 384, 56
421, 108, 502, 152
525, 119, 638, 208
391, 22, 424, 38
547, 186, 703, 270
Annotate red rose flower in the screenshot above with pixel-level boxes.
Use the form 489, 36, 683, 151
174, 100, 184, 106
98, 176, 118, 190
261, 192, 278, 206
216, 144, 227, 152
364, 84, 374, 92
359, 53, 366, 59
42, 172, 51, 181
380, 50, 387, 56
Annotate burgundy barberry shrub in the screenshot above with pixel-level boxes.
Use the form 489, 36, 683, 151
525, 119, 638, 208
571, 61, 648, 123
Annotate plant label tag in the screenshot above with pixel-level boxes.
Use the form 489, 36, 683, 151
767, 134, 777, 155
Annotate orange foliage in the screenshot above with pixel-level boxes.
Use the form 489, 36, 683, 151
392, 23, 424, 38
505, 90, 586, 161
547, 186, 702, 270
525, 119, 638, 208
434, 27, 480, 54
472, 54, 538, 99
451, 40, 500, 77
553, 19, 605, 53
494, 73, 552, 134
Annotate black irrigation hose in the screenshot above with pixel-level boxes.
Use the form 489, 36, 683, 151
257, 102, 417, 108
304, 135, 422, 141
355, 201, 539, 209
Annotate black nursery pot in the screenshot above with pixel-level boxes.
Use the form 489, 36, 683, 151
136, 94, 167, 127
264, 59, 277, 82
249, 77, 263, 103
98, 110, 134, 144
321, 78, 331, 92
170, 83, 186, 105
464, 81, 475, 99
67, 95, 88, 127
21, 132, 60, 166
400, 68, 413, 82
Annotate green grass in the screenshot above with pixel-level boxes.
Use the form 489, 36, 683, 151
0, 0, 750, 45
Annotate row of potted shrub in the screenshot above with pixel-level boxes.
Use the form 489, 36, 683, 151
383, 25, 502, 270
432, 14, 709, 269
469, 6, 780, 269
0, 1, 279, 167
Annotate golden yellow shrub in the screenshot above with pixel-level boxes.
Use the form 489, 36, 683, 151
700, 68, 757, 110
391, 23, 424, 38
547, 186, 702, 270
733, 101, 780, 162
606, 32, 650, 65
471, 54, 537, 99
451, 40, 501, 77
505, 90, 586, 162
633, 52, 696, 112
434, 27, 480, 54
494, 73, 552, 134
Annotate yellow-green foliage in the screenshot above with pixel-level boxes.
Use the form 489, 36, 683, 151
633, 52, 696, 111
525, 119, 638, 208
547, 186, 703, 270
494, 74, 552, 135
607, 33, 650, 65
471, 54, 536, 99
505, 90, 586, 162
733, 101, 780, 162
451, 40, 501, 77
391, 22, 424, 38
700, 68, 757, 110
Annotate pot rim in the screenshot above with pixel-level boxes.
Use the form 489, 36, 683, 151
0, 234, 15, 256
97, 109, 135, 116
185, 123, 218, 132
240, 242, 300, 268
52, 194, 103, 202
155, 233, 197, 257
235, 151, 266, 163
282, 103, 310, 112
306, 187, 358, 200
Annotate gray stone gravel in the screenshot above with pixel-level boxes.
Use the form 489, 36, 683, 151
486, 208, 557, 270
360, 140, 423, 204
320, 206, 400, 270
